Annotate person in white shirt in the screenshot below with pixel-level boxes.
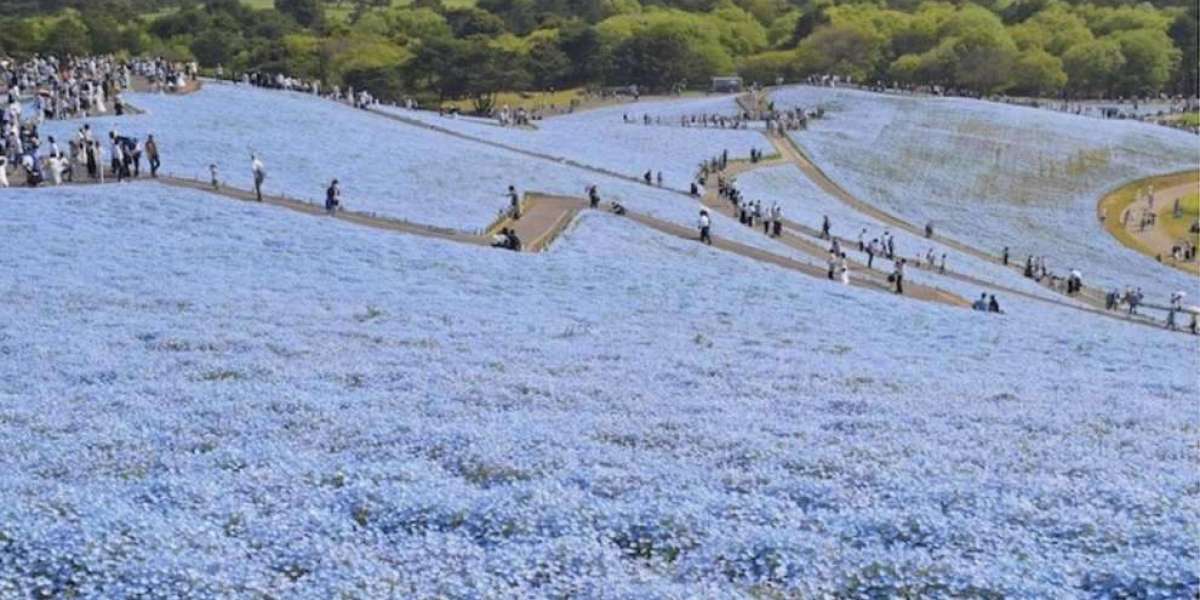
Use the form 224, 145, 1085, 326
251, 155, 265, 201
698, 210, 712, 245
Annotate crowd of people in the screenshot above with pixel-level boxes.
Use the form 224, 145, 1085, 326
132, 57, 198, 94
238, 70, 377, 110
1, 56, 134, 124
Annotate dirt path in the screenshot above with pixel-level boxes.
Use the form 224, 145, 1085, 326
365, 106, 676, 193
699, 161, 964, 306
1097, 172, 1200, 275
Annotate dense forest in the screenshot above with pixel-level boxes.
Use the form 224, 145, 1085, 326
1, 0, 1197, 103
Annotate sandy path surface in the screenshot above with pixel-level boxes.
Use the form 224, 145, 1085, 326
1099, 175, 1200, 275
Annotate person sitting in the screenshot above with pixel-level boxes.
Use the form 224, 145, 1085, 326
972, 293, 989, 311
988, 295, 1002, 313
492, 228, 522, 251
610, 201, 626, 216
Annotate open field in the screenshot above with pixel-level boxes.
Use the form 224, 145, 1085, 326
2, 78, 1198, 597
769, 85, 1200, 298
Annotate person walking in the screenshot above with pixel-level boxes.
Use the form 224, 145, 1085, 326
251, 154, 265, 201
821, 215, 830, 240
588, 185, 600, 209
145, 135, 159, 178
698, 209, 712, 245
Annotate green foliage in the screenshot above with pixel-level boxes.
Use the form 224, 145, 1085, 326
0, 0, 1192, 104
738, 48, 797, 83
1110, 27, 1178, 95
45, 14, 91, 56
1011, 47, 1066, 95
277, 0, 326, 28
1062, 37, 1124, 95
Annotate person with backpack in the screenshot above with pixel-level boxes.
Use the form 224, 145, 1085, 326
325, 179, 341, 215
251, 154, 265, 201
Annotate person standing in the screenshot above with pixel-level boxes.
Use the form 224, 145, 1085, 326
0, 155, 7, 188
698, 209, 712, 245
325, 179, 341, 215
821, 215, 830, 240
507, 184, 520, 219
866, 239, 877, 270
109, 133, 124, 182
588, 185, 600, 209
893, 258, 905, 294
251, 154, 265, 201
1002, 246, 1009, 266
145, 135, 159, 178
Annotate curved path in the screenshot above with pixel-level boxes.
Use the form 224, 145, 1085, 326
1097, 171, 1199, 275
759, 130, 1196, 323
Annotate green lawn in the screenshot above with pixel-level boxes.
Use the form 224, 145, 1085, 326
1163, 192, 1200, 245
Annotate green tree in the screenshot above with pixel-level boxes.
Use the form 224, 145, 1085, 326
796, 21, 886, 81
611, 25, 718, 91
190, 28, 243, 66
1168, 4, 1198, 95
527, 38, 571, 88
45, 15, 90, 56
1011, 47, 1066, 95
85, 12, 124, 54
1110, 28, 1178, 95
738, 48, 797, 83
277, 0, 325, 29
1062, 38, 1124, 96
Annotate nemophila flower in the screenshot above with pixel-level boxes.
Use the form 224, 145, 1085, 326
1, 104, 1196, 596
769, 84, 1199, 298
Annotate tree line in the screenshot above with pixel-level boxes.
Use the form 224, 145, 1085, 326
1, 0, 1196, 106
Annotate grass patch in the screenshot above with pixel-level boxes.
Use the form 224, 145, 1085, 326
1098, 171, 1200, 271
442, 88, 586, 114
1162, 192, 1200, 243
